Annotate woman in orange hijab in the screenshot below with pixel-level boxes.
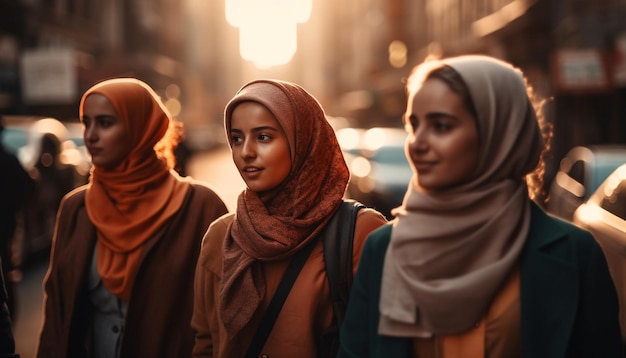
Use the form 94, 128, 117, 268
37, 78, 228, 358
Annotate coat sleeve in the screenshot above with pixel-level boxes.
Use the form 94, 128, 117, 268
192, 258, 215, 358
191, 216, 231, 358
37, 196, 70, 357
338, 232, 377, 358
339, 224, 411, 358
339, 224, 394, 358
0, 258, 19, 358
574, 229, 624, 356
36, 189, 90, 358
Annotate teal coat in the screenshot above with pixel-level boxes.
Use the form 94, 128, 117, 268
338, 203, 623, 357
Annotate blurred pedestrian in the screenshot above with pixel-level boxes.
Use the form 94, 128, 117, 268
174, 137, 192, 177
0, 115, 35, 322
338, 55, 623, 357
37, 78, 229, 357
191, 79, 387, 357
28, 132, 75, 250
0, 257, 19, 358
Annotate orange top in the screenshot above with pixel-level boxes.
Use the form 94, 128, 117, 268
412, 267, 521, 358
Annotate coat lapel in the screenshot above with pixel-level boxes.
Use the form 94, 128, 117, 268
520, 203, 578, 358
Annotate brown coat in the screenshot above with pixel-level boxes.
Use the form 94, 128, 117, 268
191, 208, 387, 358
37, 182, 228, 358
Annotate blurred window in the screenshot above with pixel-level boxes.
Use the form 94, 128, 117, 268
600, 179, 626, 220
369, 146, 407, 165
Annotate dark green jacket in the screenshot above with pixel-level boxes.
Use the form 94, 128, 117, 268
338, 203, 623, 358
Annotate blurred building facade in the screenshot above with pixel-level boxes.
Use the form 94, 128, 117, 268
419, 0, 626, 184
0, 0, 243, 150
1, 0, 625, 164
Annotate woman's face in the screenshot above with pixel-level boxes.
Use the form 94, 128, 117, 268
404, 77, 480, 192
229, 101, 291, 193
81, 94, 132, 170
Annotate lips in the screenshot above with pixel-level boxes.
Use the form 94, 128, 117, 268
241, 166, 263, 179
413, 161, 436, 172
87, 147, 103, 156
243, 166, 261, 173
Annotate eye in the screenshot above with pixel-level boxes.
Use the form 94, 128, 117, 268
96, 117, 114, 128
258, 133, 271, 141
82, 117, 91, 127
230, 134, 243, 145
434, 121, 452, 132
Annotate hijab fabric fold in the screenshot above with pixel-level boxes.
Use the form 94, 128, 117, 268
80, 78, 190, 302
379, 56, 543, 337
219, 80, 350, 338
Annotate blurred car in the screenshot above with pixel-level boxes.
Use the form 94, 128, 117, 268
336, 127, 412, 220
573, 164, 626, 339
1, 116, 90, 265
546, 145, 626, 222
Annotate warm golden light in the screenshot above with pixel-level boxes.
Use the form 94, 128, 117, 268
239, 20, 297, 69
388, 40, 407, 68
165, 83, 181, 99
336, 128, 361, 151
165, 98, 181, 117
225, 0, 312, 69
351, 156, 372, 178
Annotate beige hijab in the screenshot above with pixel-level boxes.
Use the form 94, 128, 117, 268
379, 56, 543, 337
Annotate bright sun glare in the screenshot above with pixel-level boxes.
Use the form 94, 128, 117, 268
225, 0, 312, 69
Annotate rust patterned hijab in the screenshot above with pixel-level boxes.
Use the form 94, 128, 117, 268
219, 80, 349, 337
379, 56, 543, 337
80, 78, 190, 301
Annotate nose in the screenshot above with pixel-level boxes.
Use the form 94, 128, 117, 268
407, 127, 428, 153
240, 138, 256, 160
83, 124, 96, 143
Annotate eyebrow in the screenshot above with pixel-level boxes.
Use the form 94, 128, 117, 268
230, 126, 282, 133
83, 114, 117, 120
407, 112, 460, 121
425, 112, 459, 121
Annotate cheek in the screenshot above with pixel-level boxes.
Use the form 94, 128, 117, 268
453, 136, 480, 173
111, 130, 132, 157
272, 150, 291, 172
404, 141, 417, 171
269, 145, 291, 178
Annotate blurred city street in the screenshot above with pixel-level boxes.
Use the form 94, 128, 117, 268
13, 145, 244, 357
4, 0, 626, 356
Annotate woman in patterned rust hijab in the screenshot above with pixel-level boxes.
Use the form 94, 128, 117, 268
192, 79, 387, 357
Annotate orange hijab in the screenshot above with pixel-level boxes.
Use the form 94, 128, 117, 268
219, 80, 350, 337
80, 78, 190, 301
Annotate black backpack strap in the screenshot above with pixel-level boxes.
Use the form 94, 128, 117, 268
245, 234, 320, 358
323, 199, 365, 326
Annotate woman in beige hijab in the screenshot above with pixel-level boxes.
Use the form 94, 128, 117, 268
338, 55, 623, 357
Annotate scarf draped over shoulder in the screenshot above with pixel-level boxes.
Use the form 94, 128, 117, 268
379, 56, 543, 337
80, 78, 190, 302
219, 80, 350, 337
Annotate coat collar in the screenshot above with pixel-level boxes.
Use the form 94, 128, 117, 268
519, 202, 578, 358
524, 202, 570, 250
